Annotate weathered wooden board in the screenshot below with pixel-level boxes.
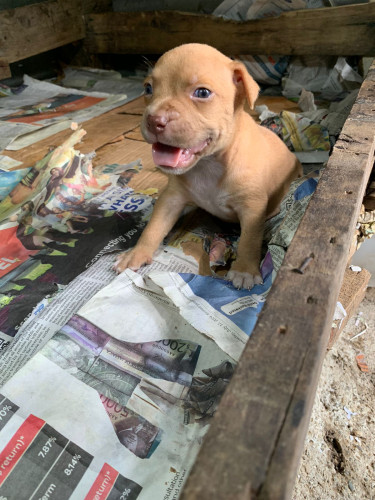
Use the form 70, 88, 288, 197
0, 59, 11, 79
328, 267, 371, 348
118, 96, 145, 116
82, 0, 112, 14
0, 0, 85, 74
180, 62, 375, 500
85, 3, 375, 56
5, 107, 141, 168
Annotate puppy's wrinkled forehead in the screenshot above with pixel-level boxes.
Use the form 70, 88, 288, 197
150, 44, 233, 93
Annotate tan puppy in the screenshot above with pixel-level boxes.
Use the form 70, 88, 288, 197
114, 43, 302, 288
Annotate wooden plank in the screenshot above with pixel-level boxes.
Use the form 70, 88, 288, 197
124, 126, 144, 141
118, 96, 145, 116
180, 61, 375, 500
0, 0, 85, 65
0, 59, 11, 80
85, 4, 375, 56
6, 107, 141, 168
328, 267, 371, 348
82, 0, 112, 14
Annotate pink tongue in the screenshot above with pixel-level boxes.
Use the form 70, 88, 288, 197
152, 143, 185, 168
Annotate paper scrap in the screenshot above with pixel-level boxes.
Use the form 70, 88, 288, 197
356, 353, 370, 373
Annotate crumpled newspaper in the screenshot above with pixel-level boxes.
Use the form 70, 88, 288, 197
282, 56, 363, 101
260, 110, 330, 152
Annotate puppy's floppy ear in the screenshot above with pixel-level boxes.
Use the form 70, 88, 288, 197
231, 62, 260, 110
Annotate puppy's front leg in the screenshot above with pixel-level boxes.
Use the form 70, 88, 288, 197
114, 186, 187, 273
227, 205, 266, 289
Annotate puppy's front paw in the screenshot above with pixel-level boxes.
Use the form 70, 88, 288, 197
226, 270, 263, 290
113, 247, 153, 273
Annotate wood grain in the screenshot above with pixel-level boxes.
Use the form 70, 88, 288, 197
0, 0, 85, 65
0, 59, 11, 79
5, 106, 141, 168
328, 267, 371, 348
85, 4, 375, 56
180, 61, 375, 500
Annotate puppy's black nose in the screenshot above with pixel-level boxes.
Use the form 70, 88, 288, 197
147, 114, 168, 134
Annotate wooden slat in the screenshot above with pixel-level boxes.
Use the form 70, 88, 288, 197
117, 96, 145, 116
181, 62, 375, 500
85, 4, 375, 56
82, 0, 112, 14
5, 105, 141, 168
0, 0, 85, 65
0, 59, 11, 80
328, 267, 371, 348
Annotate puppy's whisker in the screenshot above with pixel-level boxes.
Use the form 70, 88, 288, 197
142, 56, 154, 73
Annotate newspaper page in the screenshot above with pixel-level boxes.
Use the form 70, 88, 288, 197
0, 266, 235, 499
0, 253, 117, 384
0, 117, 324, 498
282, 56, 363, 101
0, 75, 130, 152
0, 167, 319, 498
60, 67, 145, 99
0, 128, 154, 344
147, 172, 320, 360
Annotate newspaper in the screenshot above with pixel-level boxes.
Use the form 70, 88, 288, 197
0, 335, 229, 499
0, 128, 153, 342
0, 118, 322, 498
0, 75, 130, 152
60, 67, 145, 99
0, 166, 321, 499
260, 110, 330, 152
282, 56, 363, 100
213, 0, 324, 20
0, 260, 235, 499
0, 158, 320, 364
246, 0, 308, 19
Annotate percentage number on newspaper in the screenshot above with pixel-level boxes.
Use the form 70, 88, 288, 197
65, 454, 82, 475
38, 436, 57, 458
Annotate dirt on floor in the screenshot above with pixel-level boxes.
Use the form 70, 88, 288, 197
293, 286, 375, 499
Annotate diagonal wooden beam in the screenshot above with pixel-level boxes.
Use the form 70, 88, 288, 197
85, 3, 375, 56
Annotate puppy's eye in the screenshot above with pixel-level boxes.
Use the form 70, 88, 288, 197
193, 88, 212, 99
144, 83, 153, 96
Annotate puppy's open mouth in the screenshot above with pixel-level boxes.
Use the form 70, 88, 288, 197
152, 139, 211, 169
